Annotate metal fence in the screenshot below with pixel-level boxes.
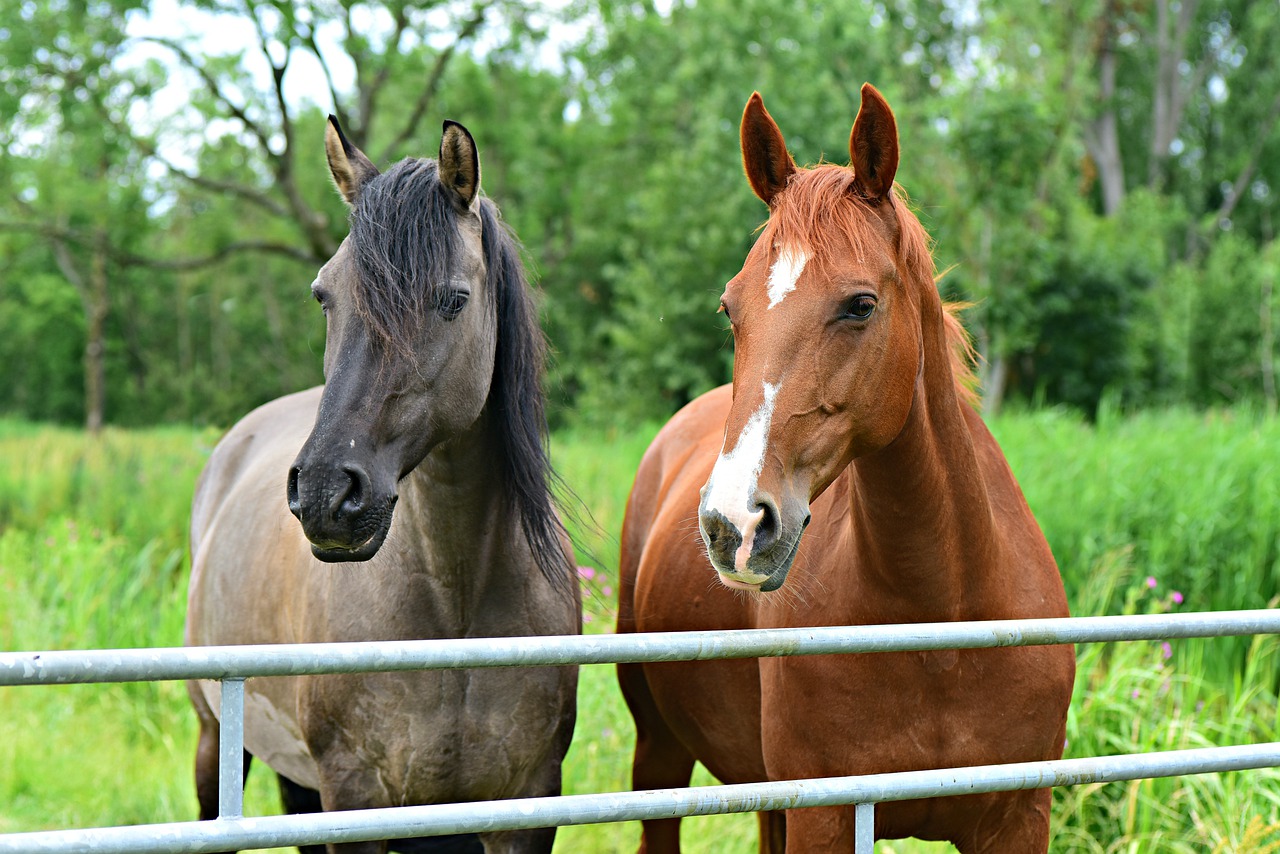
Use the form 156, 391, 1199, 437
2, 609, 1279, 853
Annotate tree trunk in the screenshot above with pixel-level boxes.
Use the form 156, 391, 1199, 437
1086, 5, 1126, 217
981, 350, 1008, 418
84, 233, 109, 435
975, 210, 1007, 415
51, 231, 109, 435
1149, 0, 1201, 191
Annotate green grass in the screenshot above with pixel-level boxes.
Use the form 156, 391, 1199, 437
2, 409, 1280, 851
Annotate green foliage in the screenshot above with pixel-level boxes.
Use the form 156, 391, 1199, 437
991, 407, 1280, 633
5, 0, 1280, 427
1185, 235, 1274, 407
0, 265, 84, 421
1007, 191, 1182, 413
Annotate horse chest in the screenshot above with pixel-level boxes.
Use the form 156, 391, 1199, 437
236, 663, 571, 802
758, 647, 1053, 778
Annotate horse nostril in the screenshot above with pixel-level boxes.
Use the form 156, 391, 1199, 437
286, 466, 302, 518
754, 500, 779, 545
337, 465, 369, 517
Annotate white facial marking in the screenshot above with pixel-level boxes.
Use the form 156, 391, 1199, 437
703, 380, 779, 575
766, 246, 809, 309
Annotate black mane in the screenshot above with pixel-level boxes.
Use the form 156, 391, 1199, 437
348, 157, 572, 586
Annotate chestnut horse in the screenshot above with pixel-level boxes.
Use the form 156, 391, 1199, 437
617, 86, 1074, 853
186, 118, 580, 854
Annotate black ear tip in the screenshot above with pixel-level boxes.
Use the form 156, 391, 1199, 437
328, 114, 354, 152
442, 119, 473, 141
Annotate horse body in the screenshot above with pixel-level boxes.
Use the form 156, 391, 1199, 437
187, 120, 578, 854
618, 87, 1073, 853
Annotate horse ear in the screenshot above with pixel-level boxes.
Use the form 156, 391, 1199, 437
849, 83, 899, 202
741, 92, 796, 206
325, 115, 379, 208
439, 120, 481, 210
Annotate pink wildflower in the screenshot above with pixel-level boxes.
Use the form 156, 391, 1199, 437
1161, 642, 1172, 660
577, 566, 596, 581
1171, 591, 1184, 605
1145, 576, 1158, 589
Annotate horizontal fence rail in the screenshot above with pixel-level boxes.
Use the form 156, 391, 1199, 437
2, 608, 1279, 853
4, 609, 1280, 685
2, 744, 1278, 854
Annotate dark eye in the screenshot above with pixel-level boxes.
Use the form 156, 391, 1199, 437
312, 288, 329, 315
719, 301, 733, 324
437, 289, 469, 321
844, 295, 877, 321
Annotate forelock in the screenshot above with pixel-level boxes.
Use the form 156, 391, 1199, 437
347, 157, 461, 351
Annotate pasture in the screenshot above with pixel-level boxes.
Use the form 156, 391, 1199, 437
1, 409, 1279, 851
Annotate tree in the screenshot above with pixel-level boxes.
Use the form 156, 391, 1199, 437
0, 0, 156, 431
0, 0, 553, 426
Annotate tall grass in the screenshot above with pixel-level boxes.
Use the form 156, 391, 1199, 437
992, 406, 1280, 684
2, 409, 1279, 851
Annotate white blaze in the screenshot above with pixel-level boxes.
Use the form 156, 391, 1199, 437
703, 380, 779, 572
766, 247, 809, 309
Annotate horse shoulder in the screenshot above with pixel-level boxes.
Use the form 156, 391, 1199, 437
188, 386, 324, 642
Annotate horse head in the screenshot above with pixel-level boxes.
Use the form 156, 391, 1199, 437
700, 84, 936, 592
287, 118, 494, 562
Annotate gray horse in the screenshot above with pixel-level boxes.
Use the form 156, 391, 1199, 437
185, 117, 580, 854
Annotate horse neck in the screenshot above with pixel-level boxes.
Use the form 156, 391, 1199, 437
397, 408, 534, 612
845, 298, 996, 621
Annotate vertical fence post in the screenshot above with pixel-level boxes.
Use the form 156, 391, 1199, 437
855, 802, 875, 853
218, 678, 246, 819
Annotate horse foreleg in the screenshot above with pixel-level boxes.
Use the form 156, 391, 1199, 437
756, 810, 786, 854
618, 662, 696, 854
326, 842, 387, 854
474, 827, 555, 854
951, 789, 1052, 854
778, 805, 855, 853
275, 774, 327, 854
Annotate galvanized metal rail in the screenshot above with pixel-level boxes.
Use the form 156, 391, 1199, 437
5, 610, 1279, 685
2, 743, 1278, 853
2, 609, 1278, 853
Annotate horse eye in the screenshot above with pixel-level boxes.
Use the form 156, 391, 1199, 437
719, 301, 733, 324
438, 289, 469, 321
844, 295, 877, 321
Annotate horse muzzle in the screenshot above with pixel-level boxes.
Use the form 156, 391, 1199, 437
699, 495, 809, 592
287, 460, 397, 563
